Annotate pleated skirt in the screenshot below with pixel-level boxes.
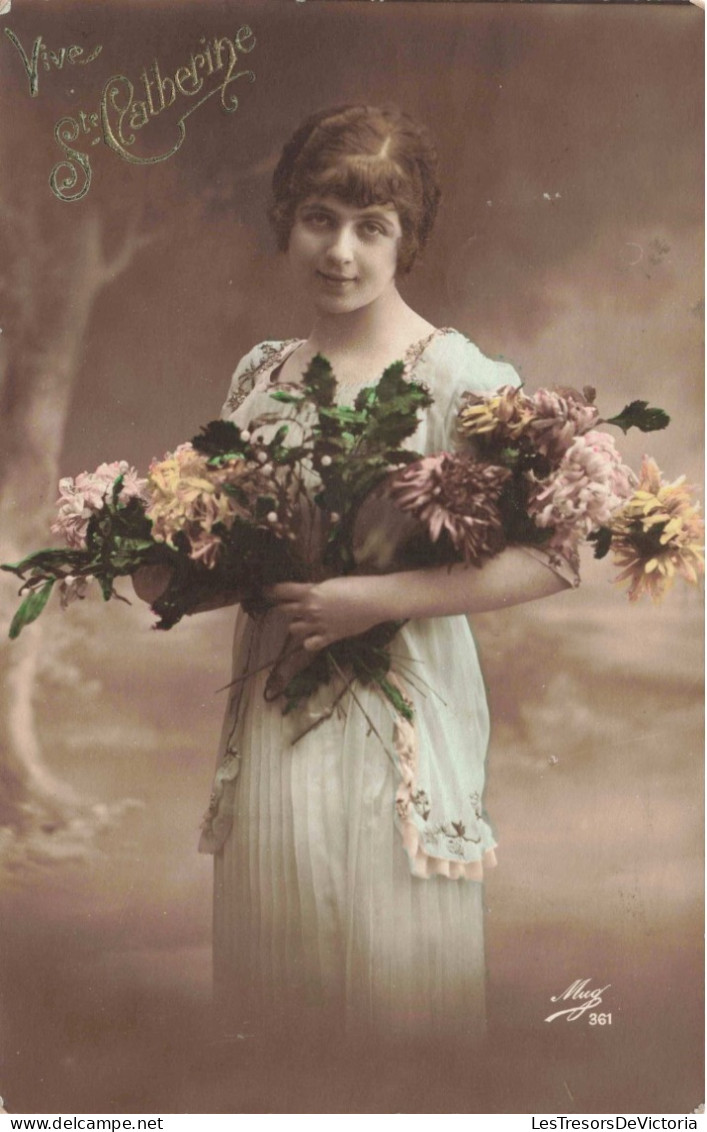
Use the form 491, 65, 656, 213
212, 612, 487, 1049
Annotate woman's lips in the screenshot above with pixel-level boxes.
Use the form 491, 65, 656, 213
317, 271, 357, 285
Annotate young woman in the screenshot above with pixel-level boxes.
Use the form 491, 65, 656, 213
137, 103, 578, 1052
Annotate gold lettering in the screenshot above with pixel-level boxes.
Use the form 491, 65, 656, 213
50, 29, 256, 200
199, 38, 215, 75
175, 61, 202, 97
214, 37, 240, 112
77, 44, 102, 65
4, 27, 42, 97
234, 25, 256, 54
100, 74, 186, 166
129, 100, 150, 130
140, 67, 157, 116
50, 116, 92, 202
152, 60, 176, 109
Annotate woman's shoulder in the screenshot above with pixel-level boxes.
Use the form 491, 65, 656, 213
423, 328, 521, 394
221, 338, 302, 416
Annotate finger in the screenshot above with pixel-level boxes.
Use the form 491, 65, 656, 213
302, 634, 327, 653
287, 619, 314, 640
278, 601, 306, 616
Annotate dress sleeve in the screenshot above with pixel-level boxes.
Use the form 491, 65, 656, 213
220, 342, 274, 419
439, 332, 522, 447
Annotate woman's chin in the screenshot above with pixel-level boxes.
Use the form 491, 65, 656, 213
312, 292, 364, 316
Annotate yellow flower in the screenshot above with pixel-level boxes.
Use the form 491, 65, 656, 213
146, 444, 231, 550
610, 456, 705, 601
458, 386, 535, 442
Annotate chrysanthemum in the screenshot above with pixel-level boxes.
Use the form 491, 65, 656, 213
457, 385, 535, 445
387, 453, 510, 565
458, 385, 599, 466
51, 461, 148, 549
146, 444, 231, 552
524, 387, 599, 461
146, 444, 287, 566
528, 431, 636, 558
609, 456, 705, 602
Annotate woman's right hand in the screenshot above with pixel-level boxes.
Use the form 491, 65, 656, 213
132, 564, 174, 604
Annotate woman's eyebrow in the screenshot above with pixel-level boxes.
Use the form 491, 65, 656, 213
358, 209, 397, 226
299, 202, 396, 225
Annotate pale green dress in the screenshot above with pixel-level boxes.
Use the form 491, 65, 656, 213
202, 328, 577, 1045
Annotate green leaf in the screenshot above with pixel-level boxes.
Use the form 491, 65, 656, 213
587, 526, 613, 559
191, 419, 246, 457
376, 676, 414, 721
605, 400, 670, 435
270, 390, 304, 405
302, 354, 336, 407
111, 474, 125, 505
499, 446, 521, 467
9, 580, 55, 639
97, 574, 115, 601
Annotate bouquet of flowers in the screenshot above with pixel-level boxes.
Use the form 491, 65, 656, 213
3, 358, 703, 718
370, 384, 704, 603
2, 358, 432, 718
354, 383, 704, 606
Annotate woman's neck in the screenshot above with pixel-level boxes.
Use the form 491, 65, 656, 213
306, 286, 432, 357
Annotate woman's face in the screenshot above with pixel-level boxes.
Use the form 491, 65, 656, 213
288, 195, 403, 316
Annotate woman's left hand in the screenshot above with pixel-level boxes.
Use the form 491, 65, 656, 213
264, 577, 385, 652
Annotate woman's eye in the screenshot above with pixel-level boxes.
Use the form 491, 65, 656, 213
361, 222, 384, 237
304, 212, 331, 227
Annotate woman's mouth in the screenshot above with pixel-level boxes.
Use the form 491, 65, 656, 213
317, 271, 357, 286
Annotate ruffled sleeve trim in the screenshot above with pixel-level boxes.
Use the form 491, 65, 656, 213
390, 673, 496, 883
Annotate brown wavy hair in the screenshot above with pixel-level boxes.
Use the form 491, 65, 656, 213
269, 104, 441, 274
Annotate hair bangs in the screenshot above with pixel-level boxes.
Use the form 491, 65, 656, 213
302, 154, 417, 217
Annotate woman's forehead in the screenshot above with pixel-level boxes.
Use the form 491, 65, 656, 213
298, 195, 400, 220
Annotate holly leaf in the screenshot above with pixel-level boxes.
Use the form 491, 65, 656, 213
605, 400, 670, 434
191, 419, 246, 457
302, 354, 336, 407
9, 580, 55, 639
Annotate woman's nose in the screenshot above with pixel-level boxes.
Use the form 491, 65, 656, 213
325, 224, 355, 263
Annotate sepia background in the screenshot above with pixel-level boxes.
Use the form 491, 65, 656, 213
0, 0, 703, 1115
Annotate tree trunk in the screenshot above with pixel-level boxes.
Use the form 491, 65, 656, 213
0, 210, 142, 867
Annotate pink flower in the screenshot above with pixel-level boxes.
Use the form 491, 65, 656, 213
51, 461, 148, 548
525, 387, 599, 460
528, 430, 636, 557
388, 453, 510, 565
458, 384, 599, 463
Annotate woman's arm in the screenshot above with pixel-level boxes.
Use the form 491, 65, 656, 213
131, 565, 241, 613
267, 548, 571, 652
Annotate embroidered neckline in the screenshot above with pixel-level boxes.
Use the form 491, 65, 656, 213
266, 326, 457, 394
